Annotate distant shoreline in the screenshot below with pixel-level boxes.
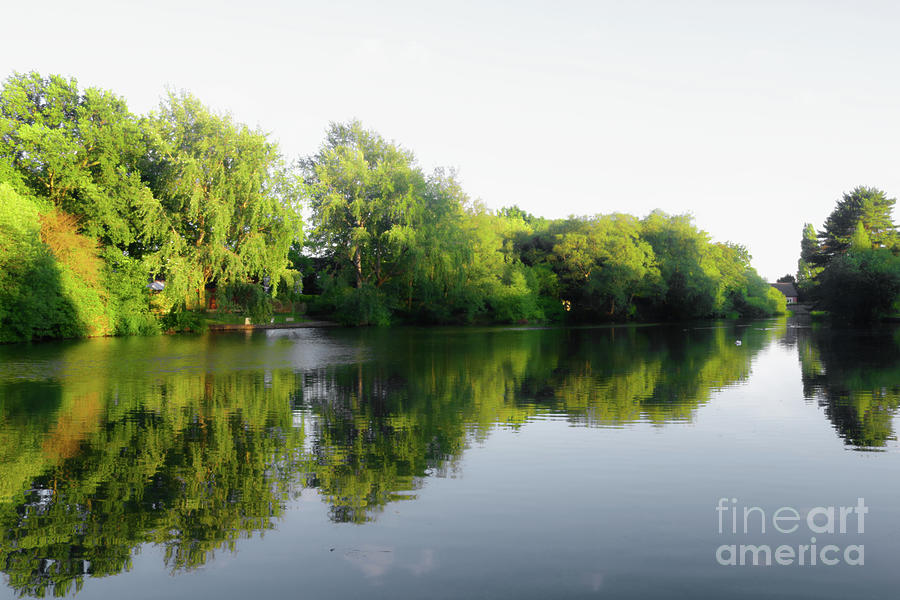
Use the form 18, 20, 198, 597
207, 320, 339, 331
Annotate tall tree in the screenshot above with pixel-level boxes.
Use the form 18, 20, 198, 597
403, 168, 475, 318
818, 186, 896, 259
0, 72, 153, 250
550, 214, 658, 319
639, 211, 718, 319
140, 92, 301, 306
798, 222, 822, 269
302, 120, 426, 289
796, 222, 823, 297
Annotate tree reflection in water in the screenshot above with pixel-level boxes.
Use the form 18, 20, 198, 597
5, 322, 895, 596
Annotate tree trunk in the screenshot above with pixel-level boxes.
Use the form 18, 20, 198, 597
354, 247, 363, 288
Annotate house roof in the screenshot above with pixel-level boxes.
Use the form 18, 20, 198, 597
770, 282, 798, 297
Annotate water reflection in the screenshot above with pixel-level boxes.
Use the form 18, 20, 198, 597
797, 325, 900, 449
0, 321, 896, 596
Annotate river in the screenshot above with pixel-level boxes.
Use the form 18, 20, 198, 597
1, 320, 898, 598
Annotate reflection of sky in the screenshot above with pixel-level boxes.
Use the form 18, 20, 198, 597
0, 329, 368, 384
341, 546, 435, 579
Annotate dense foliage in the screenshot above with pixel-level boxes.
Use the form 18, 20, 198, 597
796, 186, 900, 321
0, 183, 141, 342
0, 73, 300, 342
301, 121, 782, 326
1, 71, 783, 342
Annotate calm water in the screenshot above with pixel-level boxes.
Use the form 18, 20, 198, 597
1, 320, 899, 598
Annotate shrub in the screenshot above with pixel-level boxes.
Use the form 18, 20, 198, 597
103, 249, 159, 336
220, 282, 273, 323
0, 184, 116, 342
161, 307, 207, 333
484, 266, 544, 324
321, 281, 391, 326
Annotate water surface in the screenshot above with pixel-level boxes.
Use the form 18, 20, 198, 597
1, 321, 899, 598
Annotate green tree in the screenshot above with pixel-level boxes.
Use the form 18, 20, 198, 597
850, 220, 872, 251
797, 222, 822, 295
819, 186, 896, 259
706, 242, 782, 317
816, 247, 900, 322
0, 72, 153, 250
401, 168, 479, 322
460, 204, 545, 323
807, 187, 899, 319
550, 214, 658, 320
302, 120, 426, 290
497, 205, 541, 225
639, 212, 719, 319
140, 92, 302, 308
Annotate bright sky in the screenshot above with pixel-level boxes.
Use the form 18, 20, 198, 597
3, 0, 899, 280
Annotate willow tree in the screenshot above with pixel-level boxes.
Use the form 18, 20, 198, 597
141, 92, 302, 306
402, 168, 476, 319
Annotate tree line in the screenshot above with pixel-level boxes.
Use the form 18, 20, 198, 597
0, 72, 785, 342
794, 186, 900, 322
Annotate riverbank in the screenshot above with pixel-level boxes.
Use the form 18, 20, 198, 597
207, 320, 339, 331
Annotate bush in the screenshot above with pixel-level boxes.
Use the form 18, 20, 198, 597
0, 184, 120, 342
161, 307, 207, 333
220, 282, 273, 323
484, 265, 544, 324
103, 249, 159, 336
321, 281, 392, 326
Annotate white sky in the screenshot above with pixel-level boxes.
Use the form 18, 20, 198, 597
3, 0, 899, 280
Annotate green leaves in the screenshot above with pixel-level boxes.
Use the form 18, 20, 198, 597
0, 72, 151, 249
549, 214, 658, 319
1, 70, 792, 335
0, 72, 305, 337
819, 186, 896, 258
141, 92, 302, 304
801, 186, 899, 321
304, 120, 425, 293
0, 184, 115, 342
817, 248, 900, 322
